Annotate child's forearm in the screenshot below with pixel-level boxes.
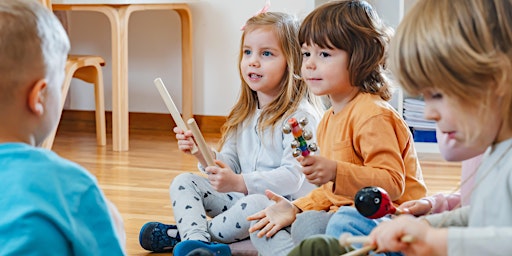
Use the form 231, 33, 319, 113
425, 192, 461, 214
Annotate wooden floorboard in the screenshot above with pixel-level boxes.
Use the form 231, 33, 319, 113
51, 121, 460, 256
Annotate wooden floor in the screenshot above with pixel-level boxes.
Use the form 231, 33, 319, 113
51, 120, 461, 256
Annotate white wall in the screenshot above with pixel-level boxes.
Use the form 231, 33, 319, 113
65, 0, 405, 116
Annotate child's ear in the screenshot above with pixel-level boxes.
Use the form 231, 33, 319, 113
27, 78, 48, 116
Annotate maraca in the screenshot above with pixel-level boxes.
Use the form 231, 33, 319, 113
283, 117, 318, 157
354, 186, 402, 219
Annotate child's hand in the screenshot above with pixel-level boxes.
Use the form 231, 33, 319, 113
369, 215, 447, 256
398, 199, 432, 216
173, 126, 197, 155
299, 155, 337, 186
205, 160, 246, 194
247, 190, 298, 238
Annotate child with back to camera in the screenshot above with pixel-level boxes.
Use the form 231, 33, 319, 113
0, 0, 125, 255
246, 1, 427, 255
138, 10, 324, 256
366, 0, 512, 255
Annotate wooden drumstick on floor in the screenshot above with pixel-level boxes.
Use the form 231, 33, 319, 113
187, 118, 215, 167
154, 77, 198, 154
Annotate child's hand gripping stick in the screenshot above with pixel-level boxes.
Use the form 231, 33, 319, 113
282, 117, 318, 157
154, 77, 198, 154
354, 186, 404, 219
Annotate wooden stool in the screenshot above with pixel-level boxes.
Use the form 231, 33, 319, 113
41, 55, 107, 149
38, 0, 107, 149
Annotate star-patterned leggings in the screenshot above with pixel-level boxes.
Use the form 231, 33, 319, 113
170, 172, 270, 243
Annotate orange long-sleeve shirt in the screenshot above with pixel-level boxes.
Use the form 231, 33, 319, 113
294, 93, 427, 212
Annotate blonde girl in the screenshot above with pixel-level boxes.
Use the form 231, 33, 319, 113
139, 11, 323, 256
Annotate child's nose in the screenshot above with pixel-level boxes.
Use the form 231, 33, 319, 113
302, 58, 315, 69
423, 104, 440, 122
248, 55, 260, 67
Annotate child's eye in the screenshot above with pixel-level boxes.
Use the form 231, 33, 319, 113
244, 49, 251, 55
320, 52, 331, 57
262, 51, 273, 57
302, 52, 311, 58
422, 91, 443, 100
431, 93, 443, 99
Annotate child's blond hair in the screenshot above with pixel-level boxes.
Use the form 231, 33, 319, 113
0, 0, 69, 107
390, 0, 512, 132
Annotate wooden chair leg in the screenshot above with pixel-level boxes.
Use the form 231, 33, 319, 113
73, 65, 106, 146
93, 64, 106, 146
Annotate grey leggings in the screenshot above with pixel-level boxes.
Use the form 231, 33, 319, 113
249, 210, 333, 256
170, 172, 270, 243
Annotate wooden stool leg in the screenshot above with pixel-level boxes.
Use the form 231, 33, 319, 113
92, 64, 106, 146
73, 64, 107, 147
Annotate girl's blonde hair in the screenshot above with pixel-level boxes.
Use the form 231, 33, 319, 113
218, 12, 319, 148
390, 0, 512, 131
298, 0, 394, 100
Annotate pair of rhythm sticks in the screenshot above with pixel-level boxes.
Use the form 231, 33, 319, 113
154, 77, 215, 167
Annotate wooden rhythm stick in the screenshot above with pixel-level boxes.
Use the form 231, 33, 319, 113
339, 234, 414, 256
187, 118, 215, 167
339, 234, 373, 246
339, 234, 374, 256
154, 77, 198, 154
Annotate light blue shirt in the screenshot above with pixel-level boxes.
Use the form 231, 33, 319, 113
0, 143, 124, 256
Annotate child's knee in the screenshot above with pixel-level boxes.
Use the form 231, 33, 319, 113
326, 207, 376, 238
288, 234, 345, 256
332, 206, 360, 219
170, 172, 200, 191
